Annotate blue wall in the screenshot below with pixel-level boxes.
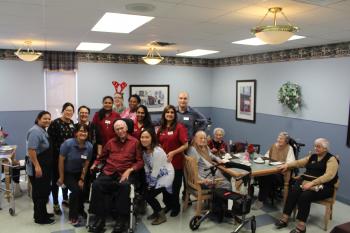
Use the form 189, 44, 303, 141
209, 107, 350, 204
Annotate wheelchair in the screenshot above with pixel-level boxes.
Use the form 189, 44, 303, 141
86, 166, 144, 233
189, 161, 256, 233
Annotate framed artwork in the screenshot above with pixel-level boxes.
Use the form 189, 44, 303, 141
129, 85, 169, 113
236, 80, 256, 123
347, 103, 350, 147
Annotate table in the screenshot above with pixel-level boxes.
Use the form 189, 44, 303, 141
219, 156, 291, 202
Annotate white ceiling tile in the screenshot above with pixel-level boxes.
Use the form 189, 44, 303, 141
0, 0, 349, 57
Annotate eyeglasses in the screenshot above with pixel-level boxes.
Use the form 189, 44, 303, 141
79, 112, 89, 115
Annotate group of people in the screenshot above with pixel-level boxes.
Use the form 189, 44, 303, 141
25, 90, 339, 233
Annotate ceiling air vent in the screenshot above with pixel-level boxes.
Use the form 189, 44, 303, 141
150, 41, 176, 47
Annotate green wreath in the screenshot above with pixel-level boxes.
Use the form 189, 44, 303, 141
278, 82, 302, 112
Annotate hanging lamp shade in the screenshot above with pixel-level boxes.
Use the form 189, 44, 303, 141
14, 40, 42, 62
251, 7, 298, 45
142, 42, 164, 65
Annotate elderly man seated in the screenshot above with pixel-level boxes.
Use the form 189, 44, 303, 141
88, 120, 144, 233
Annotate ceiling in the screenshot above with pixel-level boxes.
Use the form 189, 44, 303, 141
1, 0, 350, 58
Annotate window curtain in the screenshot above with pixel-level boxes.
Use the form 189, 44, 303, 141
43, 51, 77, 71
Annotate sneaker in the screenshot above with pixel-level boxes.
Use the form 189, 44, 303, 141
35, 218, 56, 225
252, 200, 263, 210
53, 204, 62, 215
147, 212, 158, 220
62, 199, 69, 207
151, 211, 166, 225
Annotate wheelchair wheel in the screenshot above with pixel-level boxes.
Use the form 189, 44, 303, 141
251, 217, 256, 233
189, 215, 202, 231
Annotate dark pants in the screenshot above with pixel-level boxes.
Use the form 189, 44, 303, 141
89, 173, 134, 219
163, 169, 183, 212
283, 180, 333, 222
51, 156, 68, 204
29, 149, 52, 222
64, 172, 84, 219
257, 173, 284, 202
145, 187, 168, 213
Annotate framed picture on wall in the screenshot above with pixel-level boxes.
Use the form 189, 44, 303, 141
347, 103, 350, 147
130, 85, 169, 113
236, 80, 256, 123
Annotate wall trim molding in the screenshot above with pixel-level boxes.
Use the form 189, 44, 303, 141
2, 41, 350, 67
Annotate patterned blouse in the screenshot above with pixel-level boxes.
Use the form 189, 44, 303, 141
48, 117, 75, 158
143, 146, 174, 193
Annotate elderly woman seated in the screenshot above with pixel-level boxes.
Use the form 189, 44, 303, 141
207, 128, 228, 157
187, 130, 231, 190
275, 138, 339, 233
253, 132, 295, 210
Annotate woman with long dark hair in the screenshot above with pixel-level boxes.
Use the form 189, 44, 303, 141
133, 105, 154, 139
92, 96, 120, 156
157, 105, 188, 217
48, 102, 75, 215
140, 128, 174, 225
26, 111, 55, 224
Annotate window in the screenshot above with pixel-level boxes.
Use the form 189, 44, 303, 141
45, 71, 77, 120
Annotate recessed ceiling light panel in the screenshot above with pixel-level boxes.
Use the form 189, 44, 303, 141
92, 12, 154, 33
176, 49, 219, 57
76, 42, 111, 51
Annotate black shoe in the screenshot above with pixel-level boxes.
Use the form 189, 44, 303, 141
89, 218, 105, 233
275, 219, 288, 229
163, 206, 171, 214
170, 209, 180, 217
35, 218, 56, 225
46, 213, 55, 218
112, 221, 125, 233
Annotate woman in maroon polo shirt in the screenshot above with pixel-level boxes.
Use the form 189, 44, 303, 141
92, 96, 120, 157
157, 105, 188, 217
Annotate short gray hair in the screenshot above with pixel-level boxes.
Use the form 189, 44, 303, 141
213, 128, 225, 136
314, 138, 330, 150
278, 131, 290, 143
114, 119, 128, 130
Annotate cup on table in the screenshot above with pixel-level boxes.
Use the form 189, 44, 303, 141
265, 159, 270, 165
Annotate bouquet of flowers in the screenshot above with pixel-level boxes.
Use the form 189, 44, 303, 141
278, 82, 302, 112
0, 126, 9, 145
243, 144, 256, 161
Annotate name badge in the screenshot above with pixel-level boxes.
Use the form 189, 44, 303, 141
69, 124, 74, 128
105, 120, 111, 125
81, 154, 87, 160
183, 117, 190, 121
168, 131, 174, 135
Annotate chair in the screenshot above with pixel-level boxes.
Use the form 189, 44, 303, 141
315, 180, 340, 231
183, 156, 212, 216
292, 154, 340, 231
